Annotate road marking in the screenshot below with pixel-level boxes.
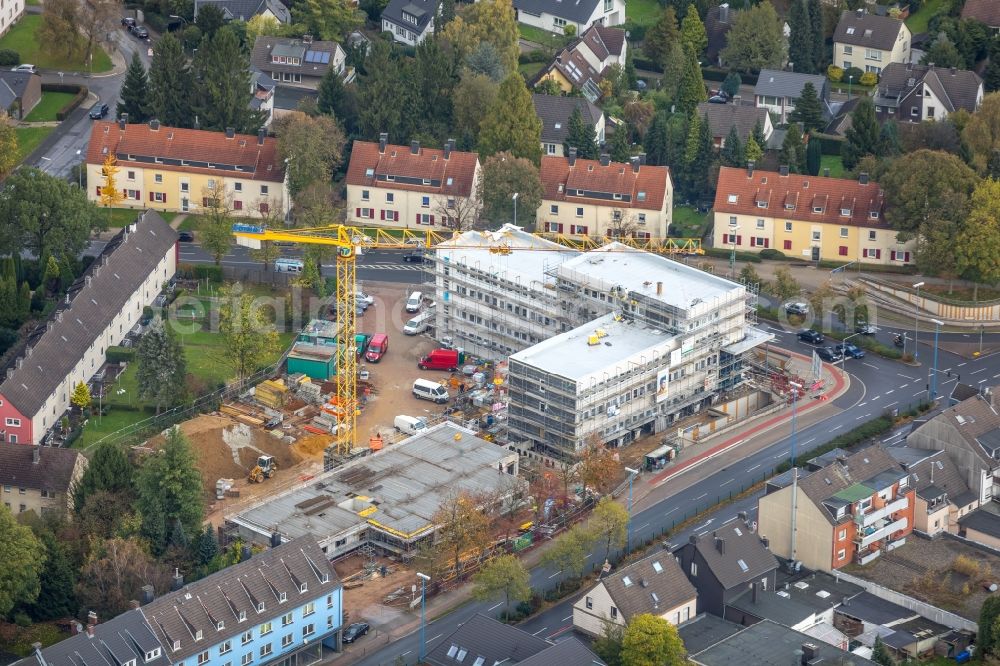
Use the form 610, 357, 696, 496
665, 507, 678, 515
897, 373, 916, 380
914, 391, 924, 397
856, 415, 866, 420
958, 363, 967, 367
562, 615, 573, 622
548, 571, 561, 579
636, 523, 649, 531
900, 384, 909, 389
802, 437, 816, 445
746, 464, 761, 472
720, 479, 734, 487
995, 373, 1000, 379
871, 396, 880, 401
981, 379, 989, 384
429, 634, 443, 643
401, 651, 411, 657
832, 425, 842, 431
885, 401, 898, 408
863, 362, 879, 369
885, 390, 894, 395
971, 368, 988, 375
858, 402, 867, 407
532, 628, 548, 636
942, 367, 952, 373
488, 602, 502, 611
696, 493, 708, 500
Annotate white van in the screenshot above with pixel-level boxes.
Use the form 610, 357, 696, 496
275, 258, 304, 273
405, 291, 423, 313
394, 415, 427, 435
403, 310, 434, 335
412, 378, 449, 404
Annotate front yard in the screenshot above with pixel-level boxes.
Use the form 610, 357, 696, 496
23, 91, 76, 122
14, 126, 54, 161
101, 207, 178, 228
626, 0, 662, 26
671, 205, 711, 239
518, 24, 571, 50
0, 16, 113, 72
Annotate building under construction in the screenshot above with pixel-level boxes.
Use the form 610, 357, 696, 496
224, 423, 520, 559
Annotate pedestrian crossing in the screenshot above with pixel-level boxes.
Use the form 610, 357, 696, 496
356, 263, 425, 271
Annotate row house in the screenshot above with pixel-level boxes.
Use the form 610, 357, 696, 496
86, 120, 289, 219
344, 135, 481, 229
833, 9, 911, 74
712, 165, 917, 266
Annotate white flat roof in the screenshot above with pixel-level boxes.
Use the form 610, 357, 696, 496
434, 224, 578, 285
557, 243, 743, 315
510, 312, 675, 383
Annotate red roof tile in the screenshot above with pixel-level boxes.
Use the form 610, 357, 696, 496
540, 155, 670, 211
85, 121, 285, 182
713, 166, 886, 228
344, 140, 479, 197
962, 0, 1000, 27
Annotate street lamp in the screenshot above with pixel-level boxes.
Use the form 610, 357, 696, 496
930, 319, 943, 401
967, 317, 985, 356
75, 149, 82, 188
837, 331, 862, 370
912, 282, 924, 359
788, 381, 802, 563
847, 75, 853, 101
512, 192, 519, 228
416, 572, 430, 662
624, 467, 639, 554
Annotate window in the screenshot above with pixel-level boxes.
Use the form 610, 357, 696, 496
756, 218, 765, 229
610, 606, 618, 619
571, 224, 588, 235
180, 182, 189, 193
891, 250, 911, 262
727, 194, 738, 204
783, 240, 792, 250
233, 200, 243, 211
784, 222, 792, 233
869, 211, 879, 220
839, 246, 848, 256
553, 16, 566, 27
911, 107, 920, 117
550, 204, 559, 214
421, 196, 430, 208
234, 182, 242, 192
384, 192, 394, 204
303, 602, 315, 617
865, 48, 881, 60
256, 602, 264, 613
843, 45, 853, 55
546, 143, 556, 155
637, 213, 646, 225
282, 612, 293, 627
219, 642, 232, 655
837, 548, 847, 561
153, 192, 166, 203
729, 216, 737, 227
576, 207, 584, 217
840, 227, 848, 238
361, 189, 370, 201
604, 0, 612, 11
5, 418, 20, 427
155, 174, 163, 183
281, 633, 293, 648
278, 592, 287, 603
863, 248, 881, 259
259, 644, 272, 658
690, 562, 697, 576
239, 611, 247, 623
417, 213, 433, 225
260, 622, 272, 636
868, 230, 877, 241
327, 595, 334, 609
547, 222, 564, 233
838, 528, 847, 540
381, 209, 398, 222
145, 649, 161, 662
585, 596, 593, 609
812, 230, 821, 241
242, 631, 253, 645
241, 654, 252, 666
198, 652, 209, 665
357, 207, 374, 219
302, 624, 315, 638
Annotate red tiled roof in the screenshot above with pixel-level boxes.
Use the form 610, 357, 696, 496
593, 25, 626, 56
344, 140, 479, 197
540, 155, 670, 211
962, 0, 1000, 27
713, 166, 886, 228
85, 122, 285, 182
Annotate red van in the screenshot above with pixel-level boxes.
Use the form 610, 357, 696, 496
418, 348, 460, 371
365, 334, 388, 362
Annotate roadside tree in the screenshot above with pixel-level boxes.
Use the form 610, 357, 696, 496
471, 554, 531, 619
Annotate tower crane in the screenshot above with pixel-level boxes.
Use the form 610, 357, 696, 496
231, 223, 703, 462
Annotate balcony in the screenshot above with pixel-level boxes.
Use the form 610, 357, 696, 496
857, 496, 909, 527
856, 516, 908, 549
884, 536, 906, 552
856, 549, 881, 565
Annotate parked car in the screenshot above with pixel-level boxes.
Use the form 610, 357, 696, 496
815, 346, 842, 362
10, 64, 37, 73
342, 623, 370, 644
785, 302, 809, 316
835, 342, 865, 359
178, 231, 195, 242
418, 348, 459, 371
402, 251, 426, 263
131, 25, 148, 38
355, 291, 375, 308
121, 17, 136, 27
89, 102, 109, 119
855, 322, 876, 335
798, 329, 824, 344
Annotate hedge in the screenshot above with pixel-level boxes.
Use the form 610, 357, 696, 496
705, 247, 762, 263
0, 49, 19, 66
759, 248, 786, 260
107, 346, 136, 363
632, 57, 663, 73
811, 132, 845, 156
177, 263, 223, 282
702, 67, 756, 85
42, 83, 89, 121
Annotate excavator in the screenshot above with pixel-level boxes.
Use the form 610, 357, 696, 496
248, 455, 278, 483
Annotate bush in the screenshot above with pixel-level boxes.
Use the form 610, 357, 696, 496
107, 346, 136, 363
827, 64, 843, 82
859, 71, 878, 86
811, 132, 845, 156
843, 67, 863, 83
705, 247, 762, 263
177, 263, 223, 282
0, 49, 20, 66
759, 248, 787, 260
527, 49, 549, 63
632, 57, 663, 74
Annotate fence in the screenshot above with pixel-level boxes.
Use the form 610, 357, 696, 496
860, 276, 1000, 323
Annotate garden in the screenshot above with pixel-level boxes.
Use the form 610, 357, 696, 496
0, 16, 112, 72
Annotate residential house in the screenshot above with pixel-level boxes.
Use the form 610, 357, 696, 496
833, 9, 911, 74
832, 591, 951, 660
513, 0, 624, 37
689, 619, 878, 666
194, 0, 291, 23
425, 614, 604, 666
0, 70, 40, 120
573, 552, 697, 636
962, 0, 1000, 33
0, 211, 177, 446
753, 70, 828, 124
0, 0, 24, 37
12, 609, 171, 666
381, 0, 439, 46
0, 444, 87, 517
873, 62, 983, 122
695, 102, 772, 149
251, 68, 276, 127
536, 25, 627, 102
532, 93, 605, 157
712, 166, 917, 265
887, 447, 979, 536
537, 150, 672, 238
85, 120, 289, 218
250, 36, 346, 91
757, 446, 915, 571
674, 519, 778, 617
344, 136, 481, 229
958, 506, 1000, 549
907, 387, 1000, 504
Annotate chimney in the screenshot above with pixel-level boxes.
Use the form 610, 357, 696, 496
600, 153, 610, 166
129, 600, 141, 610
142, 585, 155, 605
225, 127, 236, 139
656, 281, 663, 295
568, 147, 577, 167
270, 532, 282, 548
119, 113, 128, 130
638, 152, 646, 165
32, 445, 40, 464
733, 94, 742, 105
410, 140, 420, 155
779, 165, 789, 176
752, 581, 759, 604
193, 116, 200, 130
823, 168, 830, 177
747, 160, 755, 177
859, 172, 869, 185
950, 66, 957, 75
87, 611, 98, 627
258, 128, 266, 145
86, 625, 94, 638
379, 133, 388, 154
801, 643, 819, 665
761, 536, 770, 549
302, 34, 313, 44
716, 537, 725, 555
631, 156, 640, 173
719, 2, 729, 22
171, 569, 184, 591
149, 119, 160, 131
855, 7, 864, 16
444, 138, 455, 160
906, 60, 913, 71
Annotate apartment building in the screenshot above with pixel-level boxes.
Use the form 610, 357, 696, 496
507, 244, 769, 457
0, 0, 24, 37
833, 9, 911, 74
344, 135, 481, 229
537, 150, 672, 240
888, 447, 979, 537
0, 211, 176, 446
712, 166, 917, 265
0, 444, 87, 517
86, 120, 289, 219
873, 62, 983, 122
757, 446, 915, 571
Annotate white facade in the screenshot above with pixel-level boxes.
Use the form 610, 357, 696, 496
0, 0, 24, 37
516, 0, 625, 38
573, 583, 696, 637
382, 16, 435, 46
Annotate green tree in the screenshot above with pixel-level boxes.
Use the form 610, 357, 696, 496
439, 0, 519, 75
136, 318, 187, 415
200, 183, 235, 265
657, 41, 688, 106
0, 278, 17, 329
720, 126, 744, 167
681, 113, 713, 200
195, 3, 225, 37
192, 27, 265, 133
879, 120, 901, 157
317, 66, 358, 132
955, 177, 1000, 286
296, 0, 362, 41
453, 71, 499, 147
0, 119, 18, 178
0, 504, 44, 617
28, 532, 77, 621
677, 46, 707, 113
788, 0, 814, 73
540, 525, 592, 592
644, 6, 679, 65
881, 149, 979, 236
478, 152, 543, 227
590, 497, 628, 562
721, 70, 742, 98
841, 97, 881, 169
980, 596, 1000, 656
962, 92, 1000, 173
432, 491, 492, 573
921, 32, 963, 68
680, 10, 707, 57
356, 40, 410, 142
593, 620, 625, 666
75, 537, 167, 618
808, 0, 824, 69
16, 281, 30, 323
620, 614, 686, 666
870, 635, 893, 666
789, 82, 823, 132
781, 123, 806, 173
71, 381, 92, 411
745, 132, 763, 163
739, 263, 762, 286
148, 33, 194, 128
805, 137, 822, 175
478, 74, 543, 163
721, 2, 787, 73
219, 283, 280, 380
295, 256, 325, 298
609, 124, 631, 162
73, 442, 135, 514
471, 554, 531, 619
136, 427, 204, 554
770, 266, 801, 301
118, 52, 150, 123
565, 105, 599, 159
275, 110, 346, 197
412, 37, 461, 136
245, 13, 281, 43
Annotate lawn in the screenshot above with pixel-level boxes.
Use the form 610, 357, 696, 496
23, 91, 76, 122
99, 208, 177, 228
626, 0, 662, 26
671, 205, 710, 239
906, 0, 948, 34
518, 24, 571, 50
178, 214, 203, 231
0, 16, 113, 72
14, 125, 54, 161
820, 154, 845, 178
519, 61, 545, 79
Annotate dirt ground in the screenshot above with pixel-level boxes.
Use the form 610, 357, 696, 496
332, 553, 417, 626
